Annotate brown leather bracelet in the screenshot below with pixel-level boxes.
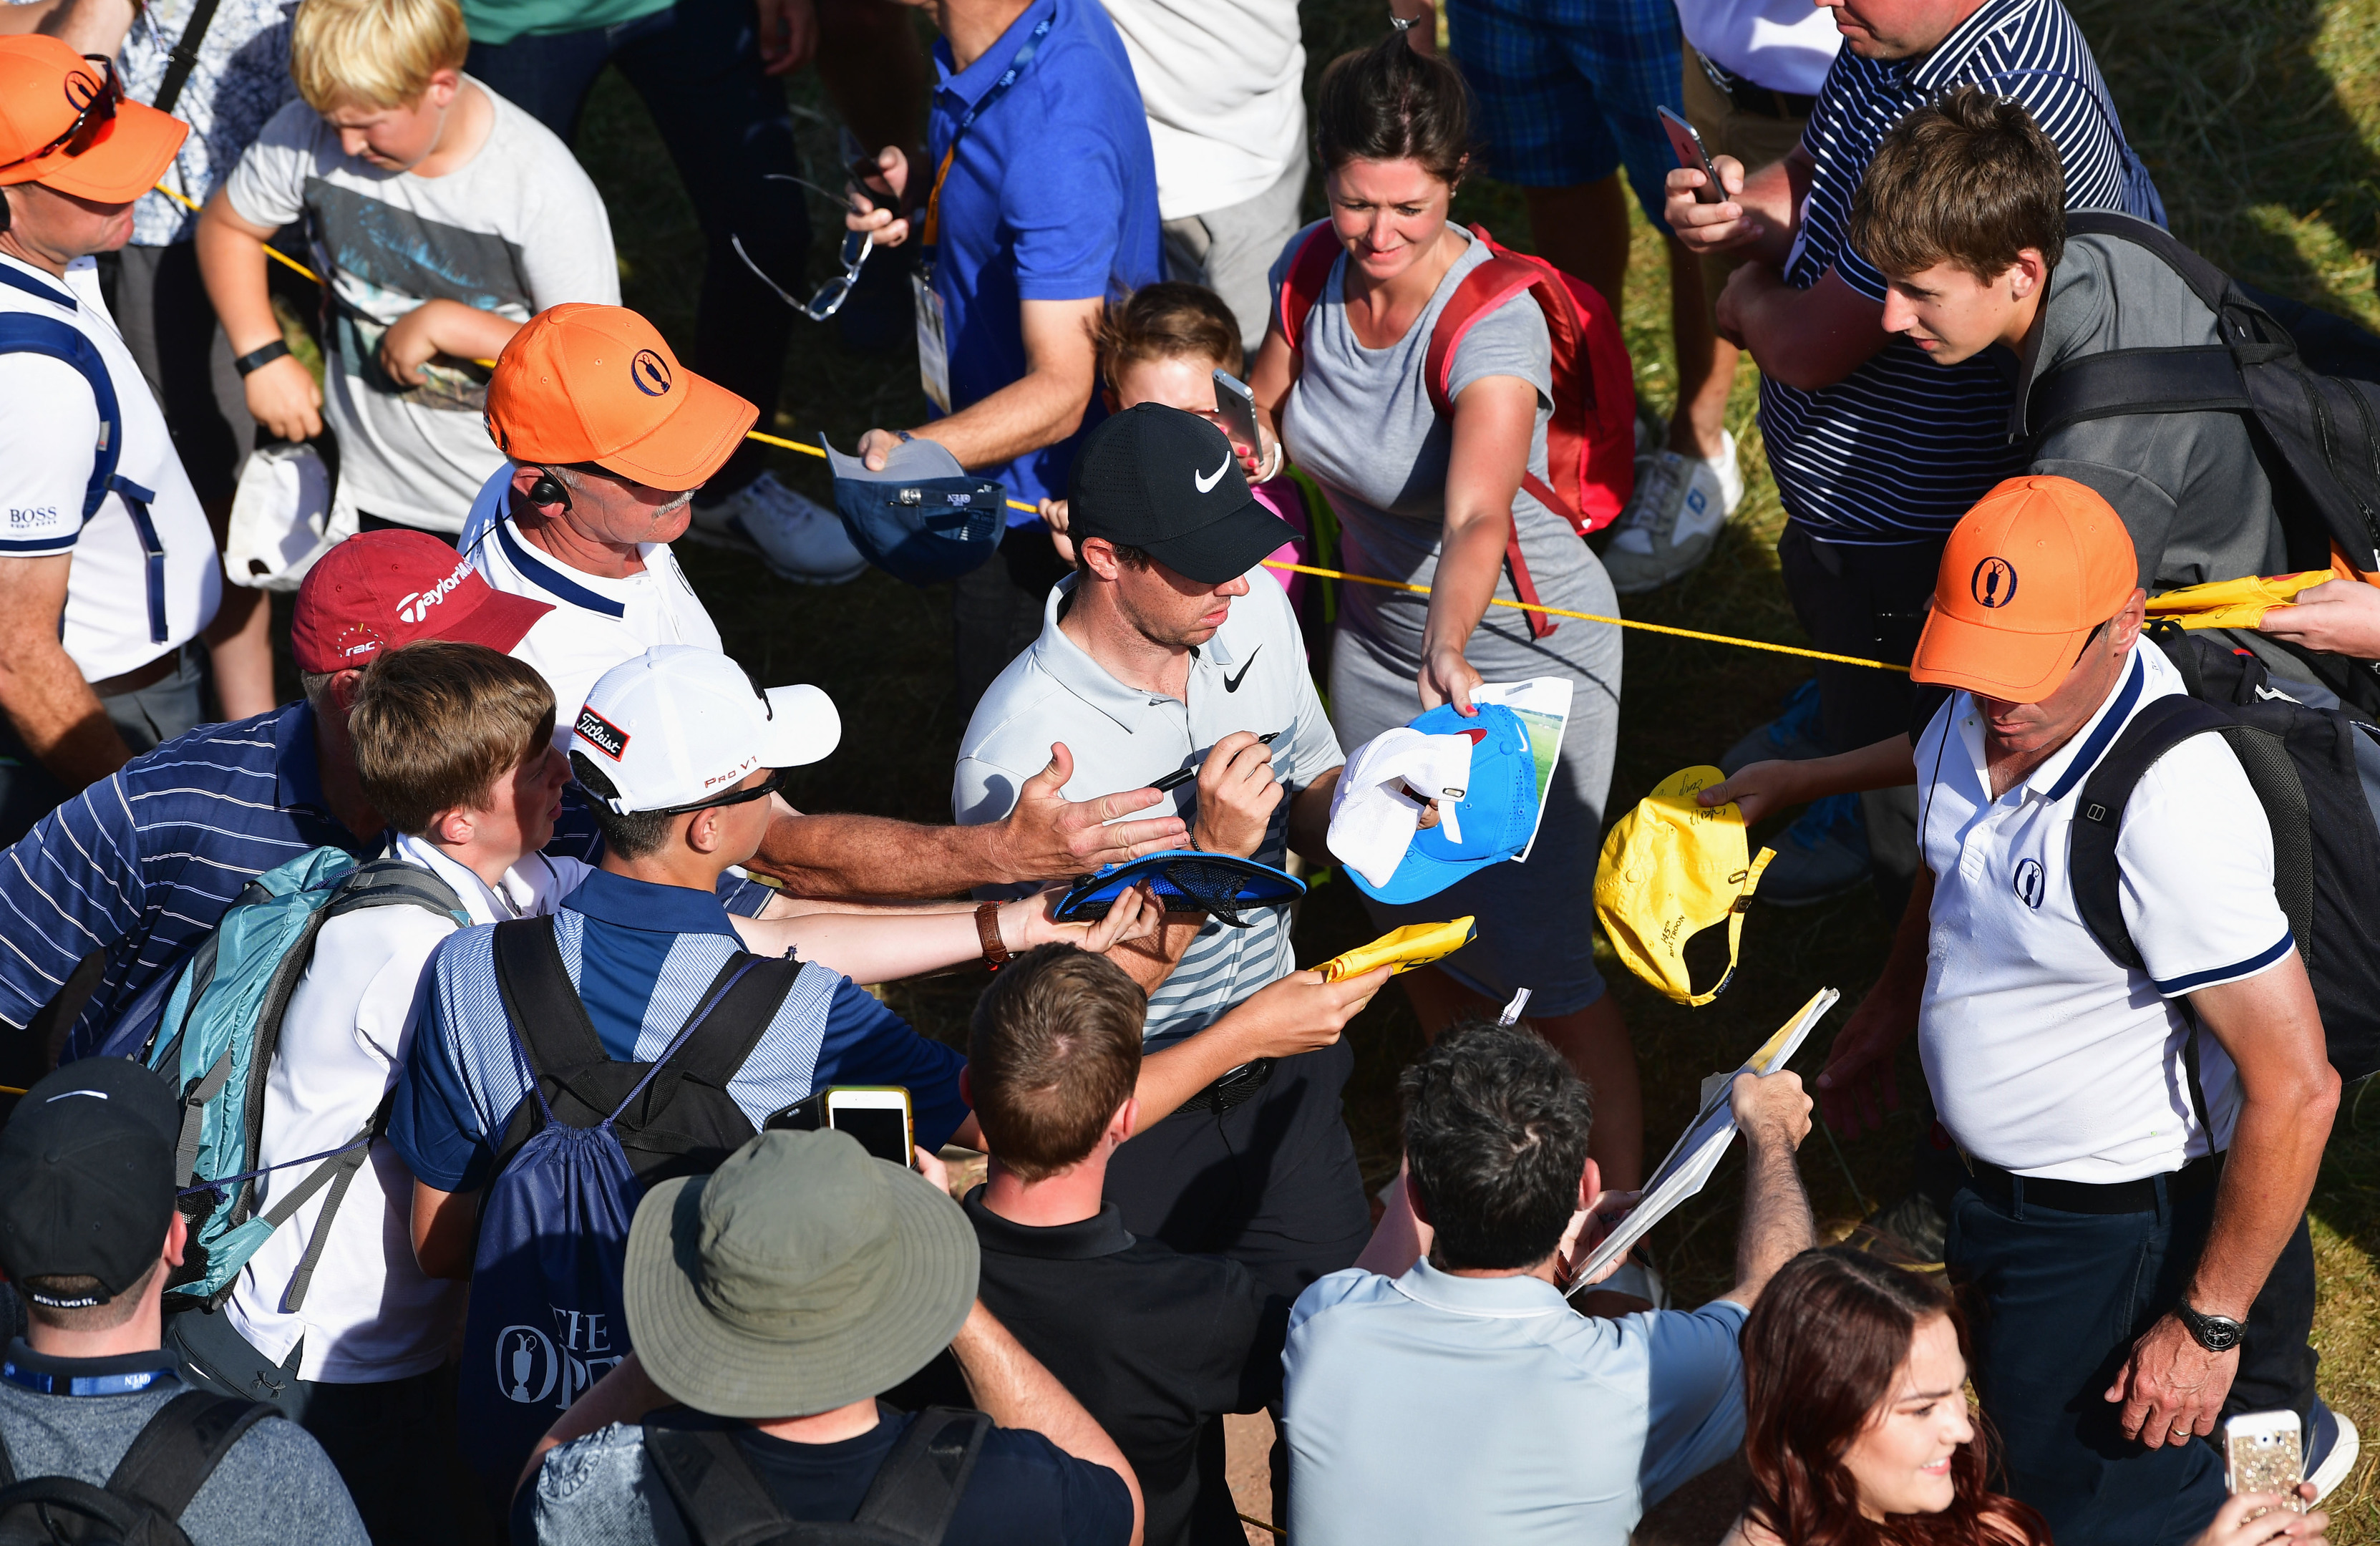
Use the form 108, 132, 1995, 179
975, 901, 1011, 971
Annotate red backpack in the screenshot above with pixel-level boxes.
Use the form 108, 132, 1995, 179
1278, 223, 1636, 638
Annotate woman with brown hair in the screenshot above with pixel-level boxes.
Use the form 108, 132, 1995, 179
1246, 34, 1644, 1277
1732, 1248, 2328, 1546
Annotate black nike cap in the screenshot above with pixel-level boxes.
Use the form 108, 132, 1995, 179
0, 1058, 178, 1308
1067, 404, 1302, 587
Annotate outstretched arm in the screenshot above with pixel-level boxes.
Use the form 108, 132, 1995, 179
1720, 1071, 1815, 1308
745, 743, 1186, 898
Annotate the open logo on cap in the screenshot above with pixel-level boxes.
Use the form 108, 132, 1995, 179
576, 706, 631, 760
63, 67, 101, 110
630, 350, 672, 397
1971, 555, 2019, 608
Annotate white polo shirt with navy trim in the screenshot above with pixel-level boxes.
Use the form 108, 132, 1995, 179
0, 253, 218, 681
1915, 641, 2294, 1183
459, 465, 721, 743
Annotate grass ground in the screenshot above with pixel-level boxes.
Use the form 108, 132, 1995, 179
561, 0, 2380, 1534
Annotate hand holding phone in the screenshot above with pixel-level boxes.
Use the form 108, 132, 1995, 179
1658, 107, 1724, 205
2223, 1411, 2306, 1520
1213, 370, 1267, 474
766, 1086, 917, 1169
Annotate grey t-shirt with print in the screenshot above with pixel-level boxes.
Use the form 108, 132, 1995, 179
225, 81, 621, 533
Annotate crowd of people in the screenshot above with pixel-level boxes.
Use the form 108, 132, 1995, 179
0, 0, 2373, 1538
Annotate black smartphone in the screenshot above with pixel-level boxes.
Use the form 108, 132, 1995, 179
1658, 106, 1725, 205
765, 1086, 915, 1167
1213, 370, 1263, 460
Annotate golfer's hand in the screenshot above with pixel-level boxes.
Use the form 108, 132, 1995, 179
2258, 578, 2380, 659
996, 742, 1187, 883
244, 352, 321, 443
847, 145, 912, 248
1194, 730, 1282, 858
2107, 1313, 2239, 1449
2192, 1487, 2328, 1546
1698, 759, 1809, 827
754, 0, 815, 73
1557, 1189, 1643, 1290
1218, 966, 1391, 1061
1665, 155, 1759, 256
1815, 992, 1912, 1137
1419, 642, 1483, 716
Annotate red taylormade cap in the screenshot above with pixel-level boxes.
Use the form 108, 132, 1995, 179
291, 530, 555, 673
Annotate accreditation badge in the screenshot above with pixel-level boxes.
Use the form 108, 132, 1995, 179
913, 271, 952, 414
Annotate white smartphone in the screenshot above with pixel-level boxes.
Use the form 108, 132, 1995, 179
766, 1085, 915, 1168
2223, 1410, 2306, 1517
1213, 369, 1263, 461
1658, 106, 1725, 205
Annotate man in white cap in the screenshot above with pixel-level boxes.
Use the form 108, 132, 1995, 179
519, 1129, 1142, 1545
393, 645, 986, 1283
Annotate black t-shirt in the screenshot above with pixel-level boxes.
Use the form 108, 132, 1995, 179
898, 1192, 1286, 1546
732, 1407, 1128, 1546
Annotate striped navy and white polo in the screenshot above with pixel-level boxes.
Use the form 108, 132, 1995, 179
1761, 0, 2162, 545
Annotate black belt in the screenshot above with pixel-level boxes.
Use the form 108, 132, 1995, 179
1694, 49, 1817, 120
1182, 1058, 1274, 1114
1962, 1151, 2225, 1216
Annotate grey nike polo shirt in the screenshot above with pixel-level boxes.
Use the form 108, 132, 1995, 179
954, 570, 1341, 1050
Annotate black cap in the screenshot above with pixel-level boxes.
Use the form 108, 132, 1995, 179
1067, 404, 1301, 586
0, 1059, 178, 1308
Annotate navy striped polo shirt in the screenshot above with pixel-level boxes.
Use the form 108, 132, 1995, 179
1760, 0, 2162, 545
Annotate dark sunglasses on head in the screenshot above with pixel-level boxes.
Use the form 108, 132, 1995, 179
734, 174, 874, 322
6, 57, 122, 172
649, 767, 787, 818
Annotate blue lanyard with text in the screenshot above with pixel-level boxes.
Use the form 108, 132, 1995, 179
1, 1359, 178, 1398
918, 14, 1053, 283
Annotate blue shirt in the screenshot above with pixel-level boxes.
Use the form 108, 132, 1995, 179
925, 0, 1162, 517
389, 868, 969, 1192
1759, 0, 2161, 543
1281, 1261, 1749, 1545
0, 704, 369, 1059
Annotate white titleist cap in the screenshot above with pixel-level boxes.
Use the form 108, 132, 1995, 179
571, 645, 840, 814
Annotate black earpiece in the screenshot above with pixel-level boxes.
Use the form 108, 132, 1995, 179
528, 469, 570, 510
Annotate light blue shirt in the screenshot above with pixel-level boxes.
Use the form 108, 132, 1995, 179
1281, 1260, 1749, 1545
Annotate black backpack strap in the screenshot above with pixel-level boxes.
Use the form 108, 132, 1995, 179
643, 1413, 798, 1546
2064, 211, 2236, 313
850, 1408, 992, 1546
150, 0, 228, 117
324, 859, 469, 925
2070, 695, 2238, 971
490, 915, 610, 1085
105, 1390, 273, 1524
2029, 346, 2251, 440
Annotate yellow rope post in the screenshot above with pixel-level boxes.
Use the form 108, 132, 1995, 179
152, 183, 1904, 674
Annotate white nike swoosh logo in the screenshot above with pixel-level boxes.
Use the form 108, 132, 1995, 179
1194, 455, 1230, 494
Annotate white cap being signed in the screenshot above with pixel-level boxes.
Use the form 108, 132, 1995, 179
1326, 725, 1478, 890
571, 645, 840, 814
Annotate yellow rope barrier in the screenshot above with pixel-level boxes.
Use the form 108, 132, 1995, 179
155, 183, 1904, 673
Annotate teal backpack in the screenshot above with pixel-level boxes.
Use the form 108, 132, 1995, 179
145, 848, 468, 1308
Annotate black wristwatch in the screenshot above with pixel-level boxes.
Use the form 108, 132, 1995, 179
233, 339, 291, 377
2177, 1301, 2246, 1353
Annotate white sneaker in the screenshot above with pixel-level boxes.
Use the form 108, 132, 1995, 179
689, 472, 868, 585
1600, 450, 1728, 595
2311, 1409, 2359, 1504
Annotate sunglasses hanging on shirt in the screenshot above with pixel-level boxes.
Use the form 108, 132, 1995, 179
734, 173, 873, 323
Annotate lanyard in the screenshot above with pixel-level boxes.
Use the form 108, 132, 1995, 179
1, 1359, 178, 1398
918, 14, 1054, 263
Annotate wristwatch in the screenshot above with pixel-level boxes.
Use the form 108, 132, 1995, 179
2176, 1302, 2246, 1353
974, 901, 1011, 971
233, 339, 290, 377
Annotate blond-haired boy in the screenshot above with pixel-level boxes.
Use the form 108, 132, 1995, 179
195, 0, 619, 535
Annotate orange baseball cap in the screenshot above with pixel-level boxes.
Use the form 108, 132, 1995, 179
0, 38, 186, 203
1910, 475, 2142, 703
485, 303, 757, 491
